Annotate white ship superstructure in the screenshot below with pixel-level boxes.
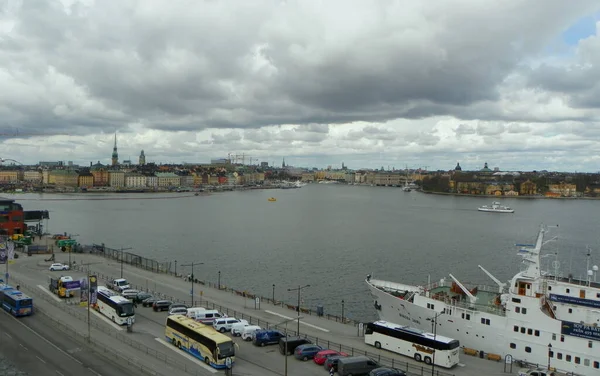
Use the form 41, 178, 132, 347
366, 226, 600, 375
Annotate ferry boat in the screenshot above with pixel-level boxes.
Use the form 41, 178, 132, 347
478, 201, 514, 213
366, 226, 600, 375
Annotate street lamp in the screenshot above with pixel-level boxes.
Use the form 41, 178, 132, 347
79, 261, 102, 343
181, 262, 204, 306
174, 260, 177, 276
218, 271, 221, 290
276, 316, 303, 376
119, 247, 132, 279
272, 284, 275, 302
427, 311, 443, 376
341, 300, 345, 322
547, 343, 552, 371
288, 284, 310, 335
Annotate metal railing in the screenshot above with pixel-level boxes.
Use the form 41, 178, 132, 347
75, 264, 457, 376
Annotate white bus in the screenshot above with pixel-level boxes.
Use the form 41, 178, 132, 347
96, 286, 135, 325
365, 320, 460, 368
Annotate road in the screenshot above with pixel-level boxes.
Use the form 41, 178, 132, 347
9, 252, 518, 376
0, 309, 148, 376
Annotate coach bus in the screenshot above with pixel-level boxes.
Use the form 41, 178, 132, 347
96, 286, 135, 325
0, 287, 33, 317
165, 314, 236, 369
365, 320, 460, 368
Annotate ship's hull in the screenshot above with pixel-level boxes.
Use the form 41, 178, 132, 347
477, 207, 514, 213
366, 278, 599, 376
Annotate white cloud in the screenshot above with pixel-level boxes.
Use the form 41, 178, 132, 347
1, 1, 600, 171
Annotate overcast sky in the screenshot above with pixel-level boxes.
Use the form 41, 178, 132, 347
1, 1, 600, 171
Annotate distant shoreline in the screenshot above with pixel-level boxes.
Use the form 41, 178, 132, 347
420, 190, 599, 200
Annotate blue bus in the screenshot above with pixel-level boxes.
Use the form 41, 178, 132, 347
0, 286, 33, 317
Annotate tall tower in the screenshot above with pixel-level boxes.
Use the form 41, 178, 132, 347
111, 132, 119, 166
139, 150, 146, 165
282, 158, 286, 168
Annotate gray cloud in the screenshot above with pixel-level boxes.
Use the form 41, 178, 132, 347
1, 0, 598, 137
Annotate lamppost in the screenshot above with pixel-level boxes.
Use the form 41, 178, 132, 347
427, 311, 443, 376
218, 271, 221, 290
287, 284, 310, 335
547, 343, 552, 371
272, 284, 275, 302
119, 247, 133, 279
181, 262, 204, 306
276, 316, 303, 376
67, 234, 79, 269
341, 299, 345, 322
174, 260, 177, 276
79, 261, 102, 343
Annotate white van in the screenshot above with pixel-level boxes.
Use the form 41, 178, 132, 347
241, 325, 262, 341
230, 320, 250, 336
188, 309, 225, 324
213, 318, 247, 333
185, 307, 206, 319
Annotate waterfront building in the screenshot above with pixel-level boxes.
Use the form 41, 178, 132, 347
156, 172, 181, 188
23, 170, 42, 183
373, 172, 403, 186
125, 173, 147, 188
111, 132, 119, 167
520, 180, 537, 195
145, 174, 158, 188
301, 172, 315, 182
0, 170, 22, 184
548, 183, 578, 197
90, 162, 109, 186
0, 197, 25, 236
139, 150, 146, 166
49, 170, 79, 187
108, 170, 125, 188
78, 173, 94, 188
179, 175, 194, 187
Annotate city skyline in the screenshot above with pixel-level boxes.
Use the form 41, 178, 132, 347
2, 2, 600, 171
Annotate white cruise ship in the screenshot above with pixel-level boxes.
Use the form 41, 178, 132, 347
366, 226, 600, 375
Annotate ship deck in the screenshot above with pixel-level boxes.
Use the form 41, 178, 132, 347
428, 285, 506, 315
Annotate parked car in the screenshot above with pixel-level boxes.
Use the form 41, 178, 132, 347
279, 336, 312, 355
314, 350, 349, 365
324, 356, 346, 372
230, 320, 250, 336
294, 344, 324, 361
121, 289, 140, 300
213, 318, 247, 333
168, 307, 188, 316
518, 369, 553, 376
153, 300, 172, 312
49, 263, 69, 271
369, 368, 407, 376
134, 292, 153, 303
142, 297, 158, 307
241, 325, 262, 341
168, 303, 188, 311
337, 356, 380, 376
252, 330, 286, 347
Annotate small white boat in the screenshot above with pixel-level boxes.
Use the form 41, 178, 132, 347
478, 201, 514, 213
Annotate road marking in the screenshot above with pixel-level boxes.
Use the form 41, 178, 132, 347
457, 363, 465, 367
0, 311, 83, 365
56, 371, 65, 376
87, 367, 102, 376
89, 309, 124, 331
36, 356, 46, 364
154, 338, 217, 374
19, 344, 28, 350
264, 310, 330, 332
37, 285, 62, 302
5, 333, 12, 339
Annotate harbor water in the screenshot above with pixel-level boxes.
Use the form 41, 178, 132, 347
7, 184, 600, 322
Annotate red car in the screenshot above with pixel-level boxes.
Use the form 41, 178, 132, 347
313, 350, 348, 365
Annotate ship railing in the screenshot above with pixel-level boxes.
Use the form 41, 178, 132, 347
423, 280, 500, 293
435, 296, 507, 316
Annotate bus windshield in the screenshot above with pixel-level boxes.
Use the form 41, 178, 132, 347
19, 298, 32, 307
118, 302, 135, 316
218, 342, 235, 358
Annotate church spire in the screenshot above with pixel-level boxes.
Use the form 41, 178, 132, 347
111, 131, 119, 166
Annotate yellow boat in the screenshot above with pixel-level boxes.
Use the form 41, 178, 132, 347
268, 197, 277, 202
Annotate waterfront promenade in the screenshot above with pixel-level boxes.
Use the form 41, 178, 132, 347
7, 251, 526, 376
